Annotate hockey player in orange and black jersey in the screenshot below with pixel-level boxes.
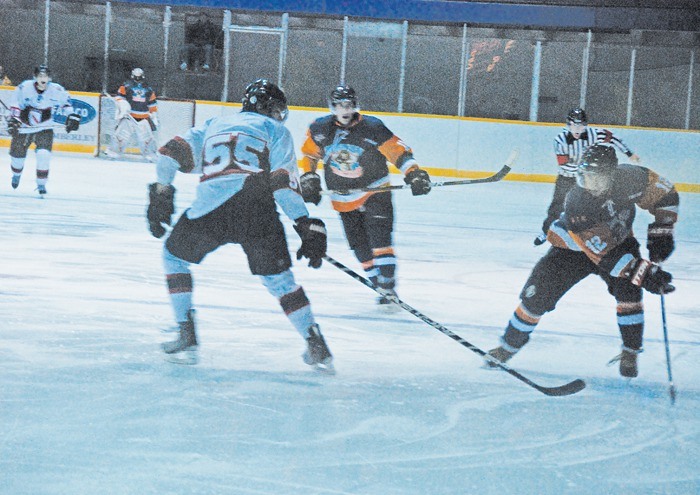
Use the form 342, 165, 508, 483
298, 85, 432, 309
533, 107, 640, 246
104, 68, 159, 161
486, 144, 678, 379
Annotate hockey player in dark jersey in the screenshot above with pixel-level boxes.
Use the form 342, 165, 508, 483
146, 79, 333, 371
487, 144, 677, 378
7, 65, 81, 195
104, 68, 160, 161
533, 108, 640, 246
298, 85, 432, 309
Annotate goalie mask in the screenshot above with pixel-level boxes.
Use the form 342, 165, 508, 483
329, 85, 359, 126
131, 68, 145, 82
241, 79, 288, 122
34, 64, 51, 91
576, 144, 618, 196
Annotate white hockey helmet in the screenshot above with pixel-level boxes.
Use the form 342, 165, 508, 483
131, 68, 145, 82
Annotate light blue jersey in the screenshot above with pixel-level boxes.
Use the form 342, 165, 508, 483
157, 110, 308, 221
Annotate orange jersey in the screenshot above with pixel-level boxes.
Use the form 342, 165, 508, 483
301, 114, 418, 212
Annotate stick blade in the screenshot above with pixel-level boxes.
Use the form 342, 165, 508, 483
535, 378, 586, 397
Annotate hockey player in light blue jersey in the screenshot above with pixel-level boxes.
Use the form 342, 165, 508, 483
146, 79, 333, 371
7, 64, 81, 195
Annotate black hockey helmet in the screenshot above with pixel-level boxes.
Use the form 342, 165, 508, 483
567, 107, 587, 124
241, 79, 288, 122
34, 64, 51, 78
131, 68, 145, 82
329, 85, 358, 108
576, 144, 618, 195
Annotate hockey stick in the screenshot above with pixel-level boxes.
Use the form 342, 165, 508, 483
660, 292, 677, 405
321, 149, 517, 196
323, 255, 586, 397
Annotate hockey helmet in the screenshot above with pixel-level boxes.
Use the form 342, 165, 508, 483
329, 85, 359, 126
33, 64, 51, 89
131, 68, 145, 82
241, 79, 288, 122
576, 144, 618, 195
329, 85, 358, 108
567, 107, 587, 124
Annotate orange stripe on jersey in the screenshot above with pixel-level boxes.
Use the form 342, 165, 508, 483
361, 260, 374, 270
299, 155, 318, 174
331, 192, 376, 212
301, 130, 323, 159
515, 304, 540, 324
372, 247, 395, 257
377, 135, 410, 165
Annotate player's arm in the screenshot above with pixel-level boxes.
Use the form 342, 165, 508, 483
636, 168, 679, 263
376, 127, 431, 196
298, 128, 324, 205
597, 128, 640, 163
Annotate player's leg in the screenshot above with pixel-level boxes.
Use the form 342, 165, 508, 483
136, 118, 157, 162
338, 208, 377, 284
602, 238, 645, 377
362, 193, 399, 307
235, 189, 333, 368
160, 211, 223, 363
33, 129, 54, 194
9, 133, 32, 189
487, 248, 594, 365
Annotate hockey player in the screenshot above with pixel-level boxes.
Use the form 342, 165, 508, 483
298, 85, 432, 309
533, 108, 640, 246
7, 65, 81, 195
487, 144, 678, 378
104, 68, 159, 162
146, 79, 333, 370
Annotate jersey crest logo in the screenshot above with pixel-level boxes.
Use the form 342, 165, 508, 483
328, 146, 362, 178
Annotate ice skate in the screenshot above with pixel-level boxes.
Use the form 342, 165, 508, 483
11, 175, 20, 189
533, 232, 547, 246
102, 148, 122, 160
162, 310, 198, 365
36, 185, 47, 196
302, 324, 334, 373
484, 345, 516, 369
376, 287, 400, 313
608, 347, 642, 378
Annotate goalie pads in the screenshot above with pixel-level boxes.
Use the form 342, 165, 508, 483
115, 98, 131, 120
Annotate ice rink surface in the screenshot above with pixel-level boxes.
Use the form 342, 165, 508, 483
1, 153, 698, 494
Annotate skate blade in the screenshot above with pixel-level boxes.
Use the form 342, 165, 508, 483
164, 349, 198, 365
378, 302, 401, 314
313, 362, 336, 375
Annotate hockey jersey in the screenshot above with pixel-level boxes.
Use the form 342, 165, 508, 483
300, 114, 419, 212
10, 79, 74, 134
156, 110, 308, 222
117, 81, 157, 121
548, 163, 679, 279
553, 127, 635, 177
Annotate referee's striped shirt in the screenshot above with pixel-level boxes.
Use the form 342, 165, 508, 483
553, 127, 634, 177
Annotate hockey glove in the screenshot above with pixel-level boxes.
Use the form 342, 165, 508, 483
294, 216, 327, 269
7, 117, 21, 137
299, 172, 322, 205
647, 222, 674, 263
629, 259, 674, 295
404, 168, 431, 196
147, 183, 176, 238
65, 113, 81, 133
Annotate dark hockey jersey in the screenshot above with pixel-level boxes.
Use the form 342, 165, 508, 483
548, 163, 678, 278
300, 114, 418, 212
117, 80, 157, 121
